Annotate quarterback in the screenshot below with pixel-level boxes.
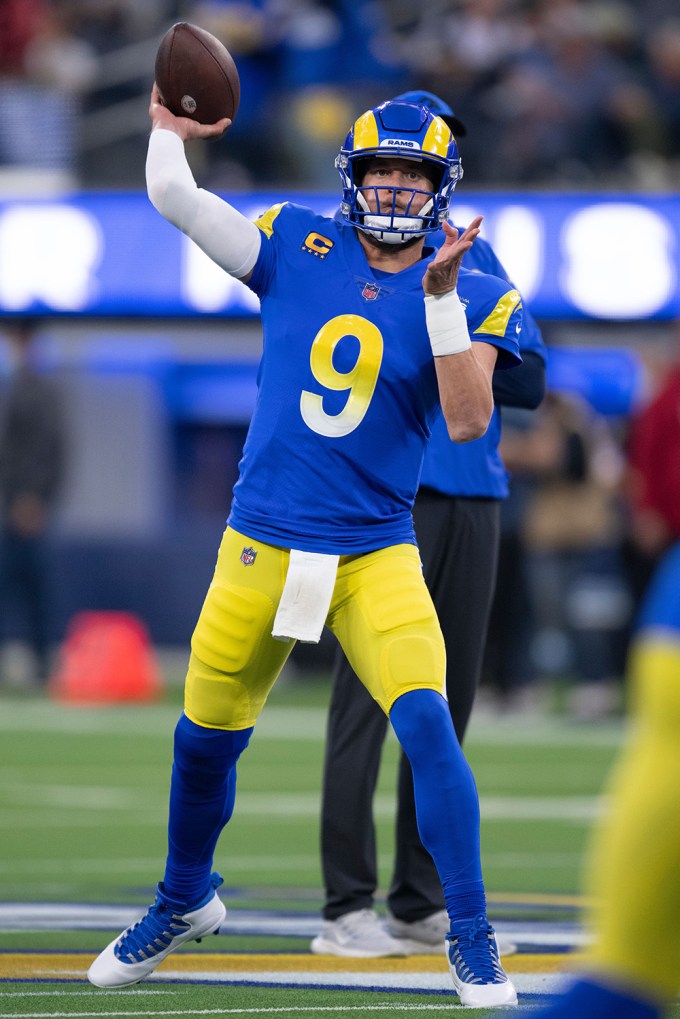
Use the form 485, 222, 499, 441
88, 92, 522, 1007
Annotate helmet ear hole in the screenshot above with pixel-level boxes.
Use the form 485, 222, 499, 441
352, 158, 371, 185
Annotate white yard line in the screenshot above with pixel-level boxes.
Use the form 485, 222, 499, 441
0, 992, 168, 999
0, 702, 626, 747
0, 1004, 550, 1019
0, 786, 607, 821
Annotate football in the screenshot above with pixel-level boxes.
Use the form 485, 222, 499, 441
155, 22, 240, 124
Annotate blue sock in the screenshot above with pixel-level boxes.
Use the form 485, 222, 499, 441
389, 689, 486, 923
163, 713, 253, 906
532, 978, 660, 1019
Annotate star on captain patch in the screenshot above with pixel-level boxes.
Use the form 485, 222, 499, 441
240, 546, 257, 566
361, 282, 380, 301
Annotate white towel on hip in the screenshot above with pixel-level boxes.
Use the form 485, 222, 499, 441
272, 549, 340, 643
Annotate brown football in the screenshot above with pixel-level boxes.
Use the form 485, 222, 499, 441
155, 22, 240, 124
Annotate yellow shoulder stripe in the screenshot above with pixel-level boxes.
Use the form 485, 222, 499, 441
254, 202, 287, 238
473, 289, 522, 337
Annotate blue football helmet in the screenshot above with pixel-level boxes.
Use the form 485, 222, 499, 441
336, 100, 463, 244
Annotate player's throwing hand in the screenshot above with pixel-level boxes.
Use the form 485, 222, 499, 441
149, 83, 231, 141
423, 218, 483, 296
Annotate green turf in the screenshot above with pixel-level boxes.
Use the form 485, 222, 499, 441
0, 982, 535, 1018
0, 673, 622, 906
0, 982, 678, 1019
0, 670, 645, 1018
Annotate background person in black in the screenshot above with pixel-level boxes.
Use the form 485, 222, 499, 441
311, 91, 547, 959
0, 318, 67, 686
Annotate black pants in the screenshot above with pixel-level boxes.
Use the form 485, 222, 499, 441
0, 527, 51, 680
320, 490, 501, 921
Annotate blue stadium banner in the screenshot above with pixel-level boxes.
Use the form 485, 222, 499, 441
0, 191, 677, 320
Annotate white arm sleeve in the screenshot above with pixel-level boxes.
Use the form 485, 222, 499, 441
145, 129, 261, 279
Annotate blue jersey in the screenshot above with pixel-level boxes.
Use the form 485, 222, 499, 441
635, 541, 680, 636
419, 231, 546, 499
228, 203, 522, 554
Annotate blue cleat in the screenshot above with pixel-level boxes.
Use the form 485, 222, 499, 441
88, 872, 226, 988
446, 913, 518, 1008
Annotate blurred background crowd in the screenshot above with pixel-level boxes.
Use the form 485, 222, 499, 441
0, 0, 679, 723
0, 0, 679, 191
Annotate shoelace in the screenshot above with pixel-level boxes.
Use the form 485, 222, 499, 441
115, 902, 190, 963
448, 915, 505, 985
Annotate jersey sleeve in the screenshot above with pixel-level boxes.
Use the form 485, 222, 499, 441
246, 201, 289, 298
459, 232, 546, 362
464, 275, 523, 369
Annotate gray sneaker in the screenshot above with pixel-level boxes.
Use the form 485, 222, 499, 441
387, 909, 518, 957
311, 908, 408, 958
386, 908, 449, 955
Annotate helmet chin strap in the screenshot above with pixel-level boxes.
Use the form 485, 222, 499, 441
356, 193, 433, 244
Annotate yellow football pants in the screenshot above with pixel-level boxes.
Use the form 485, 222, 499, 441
585, 637, 680, 1000
184, 526, 446, 730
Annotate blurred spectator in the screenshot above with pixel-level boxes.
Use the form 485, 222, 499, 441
181, 0, 285, 186
272, 0, 403, 187
484, 3, 645, 183
388, 0, 679, 189
66, 0, 173, 54
482, 408, 539, 712
1, 0, 678, 189
185, 0, 403, 188
623, 320, 680, 610
644, 18, 680, 162
494, 391, 630, 719
0, 319, 67, 686
0, 0, 97, 178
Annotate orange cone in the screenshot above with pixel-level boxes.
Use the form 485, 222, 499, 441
49, 611, 163, 704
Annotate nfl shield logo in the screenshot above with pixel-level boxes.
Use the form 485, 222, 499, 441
240, 546, 257, 566
362, 282, 380, 301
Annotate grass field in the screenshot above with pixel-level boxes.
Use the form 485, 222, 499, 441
1, 665, 676, 1017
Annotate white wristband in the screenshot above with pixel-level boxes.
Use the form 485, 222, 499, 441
424, 290, 472, 357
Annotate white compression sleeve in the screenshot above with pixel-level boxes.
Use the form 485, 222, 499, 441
145, 129, 261, 279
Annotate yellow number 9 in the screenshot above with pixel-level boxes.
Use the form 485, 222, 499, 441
300, 314, 384, 438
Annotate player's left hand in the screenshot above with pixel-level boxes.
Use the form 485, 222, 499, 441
423, 217, 482, 296
149, 83, 231, 141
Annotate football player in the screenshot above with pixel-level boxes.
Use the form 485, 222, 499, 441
314, 89, 546, 959
88, 92, 522, 1007
533, 540, 680, 1019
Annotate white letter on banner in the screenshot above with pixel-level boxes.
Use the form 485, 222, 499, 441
492, 206, 543, 303
561, 204, 675, 319
182, 237, 261, 313
0, 205, 102, 310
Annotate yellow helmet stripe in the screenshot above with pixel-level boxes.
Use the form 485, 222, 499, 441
352, 111, 380, 150
423, 116, 452, 157
254, 202, 288, 238
473, 290, 522, 337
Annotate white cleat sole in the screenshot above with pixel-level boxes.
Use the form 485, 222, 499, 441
88, 893, 226, 988
447, 933, 519, 1008
455, 979, 518, 1008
